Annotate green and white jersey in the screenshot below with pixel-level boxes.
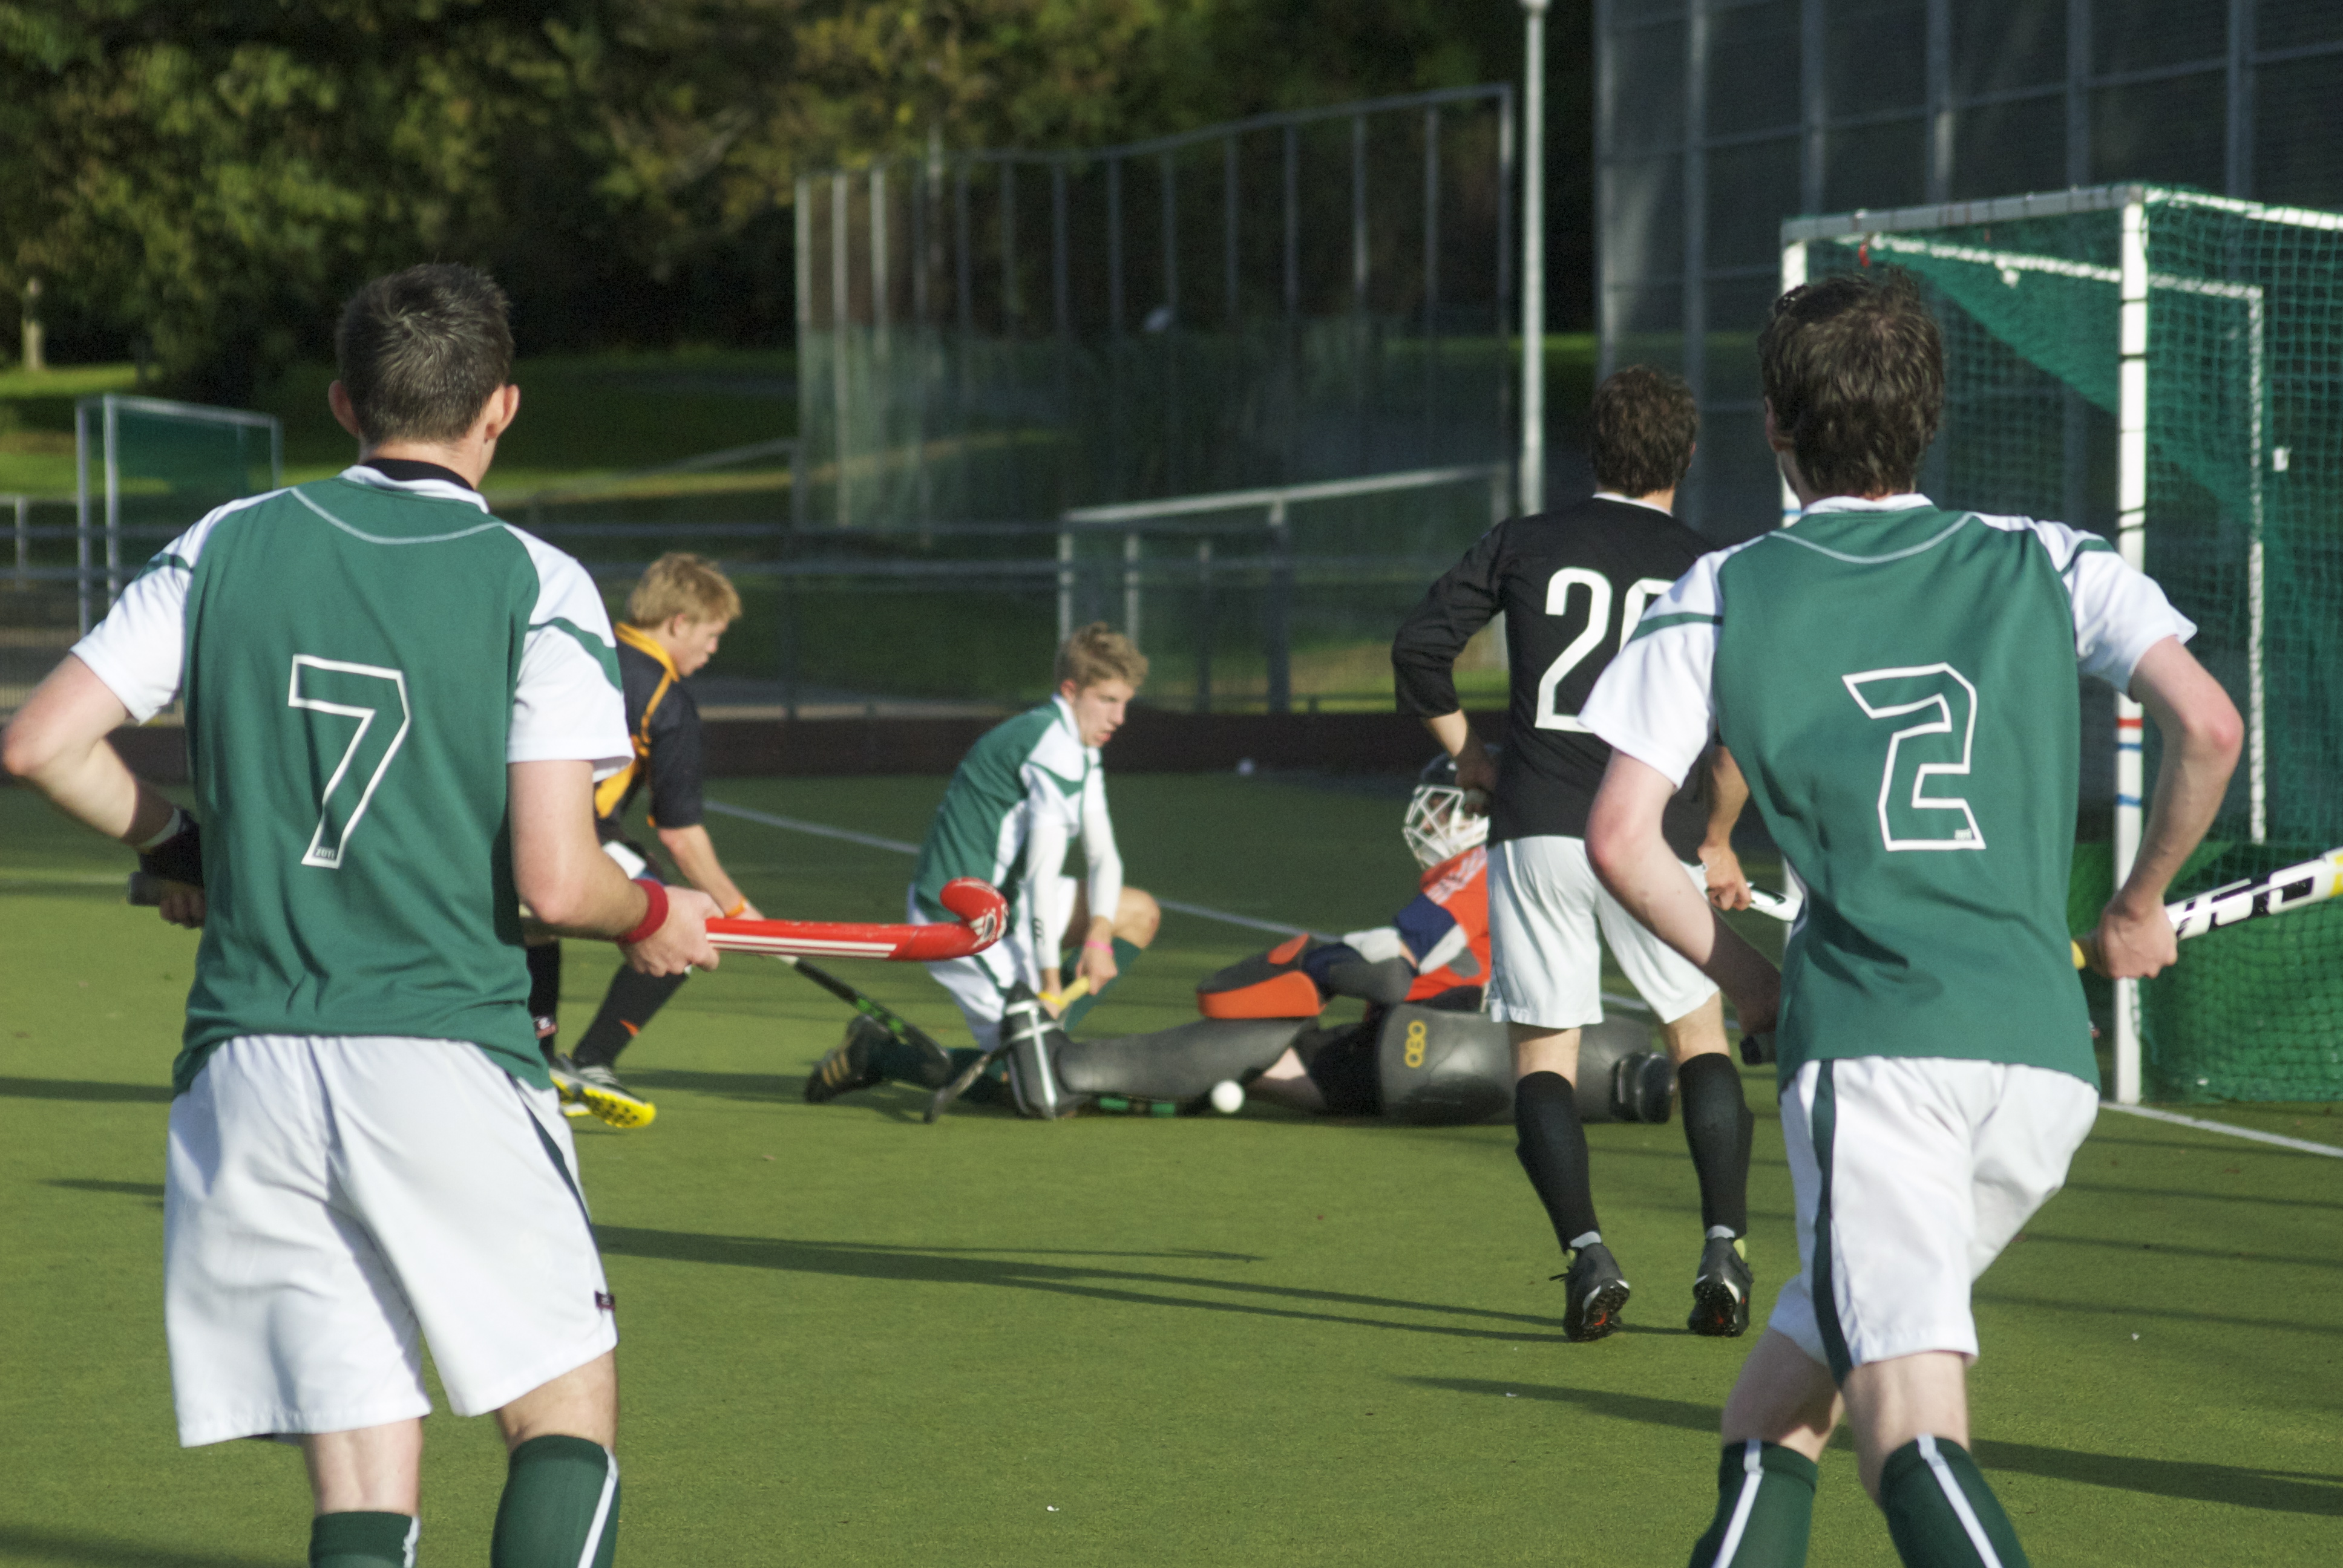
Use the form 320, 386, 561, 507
1581, 495, 2195, 1088
73, 465, 631, 1094
911, 696, 1122, 981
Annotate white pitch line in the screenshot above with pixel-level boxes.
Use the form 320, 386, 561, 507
704, 798, 1322, 938
2097, 1101, 2343, 1158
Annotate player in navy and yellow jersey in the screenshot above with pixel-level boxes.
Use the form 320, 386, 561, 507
1582, 269, 2240, 1567
3, 264, 721, 1568
1394, 365, 1760, 1343
529, 553, 762, 1128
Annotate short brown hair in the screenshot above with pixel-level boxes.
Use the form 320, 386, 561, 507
626, 553, 742, 628
1758, 268, 1944, 497
1587, 365, 1698, 497
1055, 622, 1147, 691
335, 264, 515, 444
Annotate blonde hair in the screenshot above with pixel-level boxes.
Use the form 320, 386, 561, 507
625, 552, 742, 629
1055, 622, 1147, 691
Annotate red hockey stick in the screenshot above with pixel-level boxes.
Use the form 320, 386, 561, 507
129, 871, 1009, 963
706, 877, 1007, 961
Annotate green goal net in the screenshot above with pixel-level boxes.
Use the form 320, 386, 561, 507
1786, 185, 2343, 1104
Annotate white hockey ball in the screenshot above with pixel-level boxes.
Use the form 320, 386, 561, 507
1209, 1079, 1245, 1115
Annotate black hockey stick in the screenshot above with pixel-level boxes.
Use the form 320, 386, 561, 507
768, 952, 955, 1062
924, 1041, 1005, 1123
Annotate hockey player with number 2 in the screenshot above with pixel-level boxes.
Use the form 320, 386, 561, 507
1581, 267, 2240, 1568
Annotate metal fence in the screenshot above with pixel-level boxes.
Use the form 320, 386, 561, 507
795, 85, 1519, 535
1597, 0, 2343, 540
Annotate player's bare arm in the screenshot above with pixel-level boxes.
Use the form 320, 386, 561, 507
2, 654, 205, 926
1420, 710, 1498, 798
510, 758, 720, 975
1699, 744, 1752, 909
2085, 636, 2243, 979
1586, 750, 1780, 1033
657, 822, 762, 920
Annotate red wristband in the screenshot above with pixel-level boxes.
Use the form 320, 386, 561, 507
618, 878, 668, 946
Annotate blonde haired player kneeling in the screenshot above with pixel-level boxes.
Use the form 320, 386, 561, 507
805, 623, 1162, 1105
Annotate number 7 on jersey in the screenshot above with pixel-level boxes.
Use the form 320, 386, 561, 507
289, 656, 412, 869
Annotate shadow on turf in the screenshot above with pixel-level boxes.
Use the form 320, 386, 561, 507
0, 1076, 172, 1103
1407, 1378, 2343, 1515
0, 1526, 281, 1567
591, 1225, 1660, 1342
45, 1178, 164, 1203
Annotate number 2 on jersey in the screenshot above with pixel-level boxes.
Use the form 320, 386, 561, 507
1533, 569, 1674, 731
1843, 662, 1987, 852
288, 656, 411, 869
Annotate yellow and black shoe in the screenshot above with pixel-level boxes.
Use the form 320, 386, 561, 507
1688, 1235, 1752, 1338
1560, 1242, 1632, 1342
804, 1016, 890, 1104
550, 1054, 657, 1129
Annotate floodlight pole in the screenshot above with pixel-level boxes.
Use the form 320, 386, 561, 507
2114, 194, 2149, 1107
1778, 237, 1807, 529
1518, 0, 1548, 517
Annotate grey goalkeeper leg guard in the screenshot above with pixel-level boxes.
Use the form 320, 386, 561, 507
1001, 987, 1086, 1119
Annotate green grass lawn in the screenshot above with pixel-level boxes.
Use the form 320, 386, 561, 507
3, 775, 2339, 1565
0, 352, 798, 498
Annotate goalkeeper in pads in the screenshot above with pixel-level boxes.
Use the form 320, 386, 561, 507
527, 552, 764, 1128
805, 622, 1160, 1103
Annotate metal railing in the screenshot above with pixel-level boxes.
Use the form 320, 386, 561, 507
1058, 462, 1506, 711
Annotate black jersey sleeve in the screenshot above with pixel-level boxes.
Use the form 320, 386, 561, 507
644, 682, 706, 830
1392, 521, 1509, 717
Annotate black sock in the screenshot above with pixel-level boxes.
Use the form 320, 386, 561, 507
571, 968, 688, 1069
310, 1511, 418, 1567
526, 942, 563, 1035
1515, 1070, 1600, 1257
1677, 1052, 1754, 1237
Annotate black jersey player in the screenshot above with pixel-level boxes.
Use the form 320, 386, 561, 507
1392, 365, 1757, 1342
529, 552, 764, 1127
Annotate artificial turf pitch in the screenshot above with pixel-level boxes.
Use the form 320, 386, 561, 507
3, 774, 2338, 1566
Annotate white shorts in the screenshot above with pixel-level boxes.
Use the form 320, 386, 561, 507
908, 880, 1070, 1053
165, 1035, 618, 1446
1767, 1056, 2099, 1377
1484, 835, 1719, 1029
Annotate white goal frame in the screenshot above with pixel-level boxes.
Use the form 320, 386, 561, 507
1780, 183, 2343, 1105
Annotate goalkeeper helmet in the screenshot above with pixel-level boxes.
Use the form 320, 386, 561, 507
1402, 753, 1490, 870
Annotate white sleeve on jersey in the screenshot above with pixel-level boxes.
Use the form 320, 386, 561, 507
68, 500, 257, 721
1976, 515, 2200, 690
1579, 551, 1730, 789
1078, 757, 1124, 938
504, 530, 631, 773
1018, 760, 1075, 973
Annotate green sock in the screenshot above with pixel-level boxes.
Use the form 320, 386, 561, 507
1688, 1440, 1817, 1567
874, 1032, 952, 1088
1879, 1436, 2029, 1568
310, 1512, 416, 1568
491, 1434, 619, 1568
1061, 937, 1141, 1030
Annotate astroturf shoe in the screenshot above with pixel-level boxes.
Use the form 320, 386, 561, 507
1688, 1236, 1753, 1338
1558, 1242, 1632, 1342
804, 1015, 890, 1103
549, 1055, 657, 1129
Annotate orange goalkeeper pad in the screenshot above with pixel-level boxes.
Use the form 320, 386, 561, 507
1195, 934, 1326, 1020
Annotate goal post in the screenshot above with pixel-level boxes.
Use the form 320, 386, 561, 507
1778, 184, 2343, 1106
74, 394, 281, 635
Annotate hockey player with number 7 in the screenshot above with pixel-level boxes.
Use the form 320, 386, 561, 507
1392, 365, 1760, 1344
